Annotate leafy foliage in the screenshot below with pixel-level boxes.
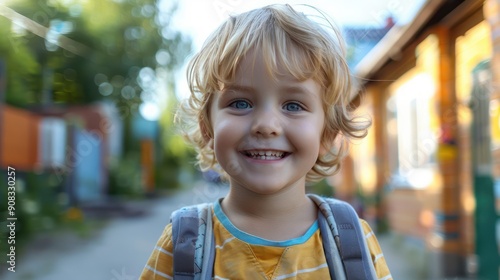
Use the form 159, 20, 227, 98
2, 0, 191, 108
0, 0, 195, 249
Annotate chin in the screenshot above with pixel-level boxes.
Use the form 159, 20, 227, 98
243, 180, 295, 195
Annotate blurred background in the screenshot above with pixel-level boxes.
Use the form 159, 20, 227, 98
0, 0, 499, 279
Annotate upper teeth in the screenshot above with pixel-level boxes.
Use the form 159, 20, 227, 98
247, 151, 284, 157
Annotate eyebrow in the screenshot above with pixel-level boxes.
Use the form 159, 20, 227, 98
221, 84, 256, 94
222, 84, 314, 96
278, 85, 314, 96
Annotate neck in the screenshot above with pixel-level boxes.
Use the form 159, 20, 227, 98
221, 179, 313, 222
220, 179, 318, 241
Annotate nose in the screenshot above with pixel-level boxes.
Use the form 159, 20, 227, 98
250, 107, 282, 137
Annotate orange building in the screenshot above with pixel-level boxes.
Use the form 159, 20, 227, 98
340, 0, 500, 278
0, 105, 40, 170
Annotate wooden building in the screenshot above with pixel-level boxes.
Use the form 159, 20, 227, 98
338, 0, 500, 278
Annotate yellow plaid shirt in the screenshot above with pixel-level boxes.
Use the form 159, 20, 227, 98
141, 202, 392, 280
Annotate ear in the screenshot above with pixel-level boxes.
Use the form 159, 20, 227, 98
319, 142, 330, 158
199, 119, 214, 148
200, 94, 216, 148
207, 138, 214, 150
319, 129, 338, 157
200, 123, 210, 141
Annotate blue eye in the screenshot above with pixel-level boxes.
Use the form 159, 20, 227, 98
230, 100, 251, 109
284, 102, 302, 111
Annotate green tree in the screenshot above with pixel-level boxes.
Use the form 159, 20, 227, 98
2, 0, 191, 108
1, 0, 195, 189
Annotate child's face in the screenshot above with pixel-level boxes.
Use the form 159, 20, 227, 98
209, 48, 325, 194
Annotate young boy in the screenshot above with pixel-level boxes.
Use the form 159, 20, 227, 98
141, 4, 391, 280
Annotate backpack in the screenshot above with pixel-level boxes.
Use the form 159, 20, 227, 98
170, 194, 377, 280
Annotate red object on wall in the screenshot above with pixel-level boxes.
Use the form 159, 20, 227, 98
1, 106, 40, 170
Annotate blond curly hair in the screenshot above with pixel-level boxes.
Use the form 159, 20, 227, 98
176, 4, 370, 182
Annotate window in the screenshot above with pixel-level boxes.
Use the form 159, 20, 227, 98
387, 73, 438, 188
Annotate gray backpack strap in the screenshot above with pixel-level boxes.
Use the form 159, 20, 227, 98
199, 203, 215, 280
330, 199, 376, 280
317, 210, 343, 280
309, 194, 377, 280
171, 203, 214, 280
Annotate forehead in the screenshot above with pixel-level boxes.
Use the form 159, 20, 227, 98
220, 49, 322, 100
229, 47, 318, 87
235, 49, 292, 82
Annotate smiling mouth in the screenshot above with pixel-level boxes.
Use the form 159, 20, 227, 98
242, 150, 290, 160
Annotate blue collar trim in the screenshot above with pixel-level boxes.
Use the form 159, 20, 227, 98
214, 199, 318, 247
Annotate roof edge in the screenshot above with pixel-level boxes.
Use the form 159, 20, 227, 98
352, 0, 446, 88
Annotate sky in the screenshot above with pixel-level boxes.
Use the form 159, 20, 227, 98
163, 0, 427, 101
168, 0, 425, 50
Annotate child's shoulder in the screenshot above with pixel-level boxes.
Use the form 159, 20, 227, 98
156, 223, 174, 246
170, 202, 214, 226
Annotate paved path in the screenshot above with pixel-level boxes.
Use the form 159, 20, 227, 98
3, 182, 417, 279
4, 182, 228, 280
377, 233, 428, 279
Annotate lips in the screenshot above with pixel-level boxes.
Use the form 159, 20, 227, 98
242, 150, 290, 160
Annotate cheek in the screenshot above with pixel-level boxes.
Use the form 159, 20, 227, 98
212, 117, 244, 156
290, 120, 323, 154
